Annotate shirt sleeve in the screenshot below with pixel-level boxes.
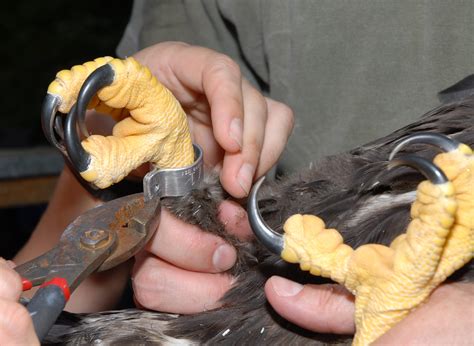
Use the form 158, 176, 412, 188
116, 0, 145, 58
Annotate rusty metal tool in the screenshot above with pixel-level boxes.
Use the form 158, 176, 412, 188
14, 143, 202, 340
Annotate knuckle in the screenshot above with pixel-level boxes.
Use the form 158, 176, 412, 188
132, 259, 160, 287
12, 305, 32, 333
274, 101, 295, 131
131, 259, 171, 300
3, 301, 32, 333
245, 138, 263, 158
0, 267, 21, 299
313, 284, 349, 314
182, 229, 215, 258
249, 89, 269, 116
131, 265, 169, 310
166, 41, 190, 49
132, 287, 161, 310
207, 54, 241, 77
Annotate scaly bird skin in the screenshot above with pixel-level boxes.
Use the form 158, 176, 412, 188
47, 57, 194, 188
282, 143, 473, 345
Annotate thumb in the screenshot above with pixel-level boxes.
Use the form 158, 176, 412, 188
0, 258, 22, 301
265, 276, 355, 334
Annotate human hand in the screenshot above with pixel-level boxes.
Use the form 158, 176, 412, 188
0, 258, 39, 345
265, 276, 474, 344
132, 200, 251, 313
131, 42, 293, 314
133, 41, 294, 198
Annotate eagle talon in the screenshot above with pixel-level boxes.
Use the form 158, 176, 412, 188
43, 57, 195, 190
64, 104, 92, 174
74, 64, 115, 138
248, 176, 284, 255
389, 132, 461, 160
63, 65, 116, 178
53, 114, 65, 141
41, 93, 63, 152
249, 133, 473, 346
388, 154, 448, 184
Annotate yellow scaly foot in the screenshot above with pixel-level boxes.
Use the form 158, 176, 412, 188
249, 133, 473, 345
45, 57, 194, 189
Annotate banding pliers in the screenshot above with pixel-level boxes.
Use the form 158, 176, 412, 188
14, 58, 203, 340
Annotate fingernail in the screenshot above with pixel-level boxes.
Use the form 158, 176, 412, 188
212, 244, 237, 271
271, 276, 304, 297
237, 163, 255, 195
6, 260, 16, 269
229, 118, 243, 149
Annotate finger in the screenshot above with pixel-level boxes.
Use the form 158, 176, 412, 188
135, 43, 244, 153
0, 259, 22, 301
188, 120, 225, 168
145, 209, 237, 273
255, 98, 294, 176
182, 49, 244, 154
218, 200, 253, 240
132, 254, 233, 314
265, 276, 355, 334
4, 259, 16, 268
0, 298, 39, 345
220, 98, 293, 198
220, 82, 268, 197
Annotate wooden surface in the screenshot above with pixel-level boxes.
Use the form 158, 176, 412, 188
0, 176, 58, 208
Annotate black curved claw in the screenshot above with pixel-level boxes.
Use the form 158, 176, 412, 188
388, 154, 448, 185
64, 64, 115, 174
41, 93, 63, 152
64, 104, 91, 173
53, 114, 65, 141
75, 64, 115, 138
248, 177, 284, 255
389, 132, 460, 160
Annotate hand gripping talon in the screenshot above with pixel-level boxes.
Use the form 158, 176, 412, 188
249, 132, 473, 345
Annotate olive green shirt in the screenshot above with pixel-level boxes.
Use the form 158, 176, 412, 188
118, 0, 474, 173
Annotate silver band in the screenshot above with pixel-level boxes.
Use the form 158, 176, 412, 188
143, 144, 204, 201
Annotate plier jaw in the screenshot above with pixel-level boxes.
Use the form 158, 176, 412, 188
15, 192, 162, 290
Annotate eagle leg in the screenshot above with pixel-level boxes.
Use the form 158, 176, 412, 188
249, 133, 473, 346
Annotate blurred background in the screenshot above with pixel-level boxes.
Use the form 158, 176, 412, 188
0, 0, 133, 258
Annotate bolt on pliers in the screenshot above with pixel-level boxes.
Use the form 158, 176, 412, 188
14, 57, 203, 341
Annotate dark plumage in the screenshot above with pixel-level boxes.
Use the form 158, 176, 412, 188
45, 89, 474, 345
